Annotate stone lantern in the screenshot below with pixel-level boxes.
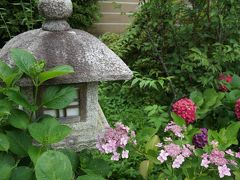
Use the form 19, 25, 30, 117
0, 0, 132, 151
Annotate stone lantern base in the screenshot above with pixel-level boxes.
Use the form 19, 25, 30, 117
52, 104, 108, 151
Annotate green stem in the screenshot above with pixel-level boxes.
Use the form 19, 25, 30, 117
0, 12, 11, 38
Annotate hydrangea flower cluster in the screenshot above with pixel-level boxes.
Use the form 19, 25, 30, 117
164, 121, 185, 138
157, 141, 194, 169
218, 74, 232, 92
201, 141, 239, 178
96, 122, 136, 161
158, 121, 194, 168
192, 128, 208, 148
172, 98, 197, 124
234, 99, 240, 120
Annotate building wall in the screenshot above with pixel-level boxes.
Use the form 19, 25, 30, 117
90, 0, 139, 35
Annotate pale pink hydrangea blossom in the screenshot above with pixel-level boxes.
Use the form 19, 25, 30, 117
96, 122, 136, 161
157, 143, 193, 169
200, 141, 240, 178
164, 121, 185, 138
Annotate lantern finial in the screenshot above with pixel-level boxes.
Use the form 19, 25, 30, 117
38, 0, 73, 31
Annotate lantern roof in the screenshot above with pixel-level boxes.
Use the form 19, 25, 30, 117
0, 0, 133, 86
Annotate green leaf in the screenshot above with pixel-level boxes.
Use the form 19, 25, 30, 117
0, 61, 22, 87
0, 98, 12, 116
8, 109, 30, 130
138, 127, 158, 141
28, 116, 71, 145
230, 74, 240, 89
190, 91, 204, 107
81, 158, 111, 177
35, 150, 73, 180
5, 89, 37, 111
28, 146, 44, 166
6, 130, 32, 156
42, 86, 77, 109
225, 122, 240, 147
139, 160, 153, 180
77, 175, 105, 180
11, 166, 35, 180
10, 48, 36, 77
0, 153, 15, 180
59, 149, 79, 172
0, 133, 10, 152
203, 89, 218, 108
171, 112, 186, 126
38, 65, 74, 85
145, 135, 160, 153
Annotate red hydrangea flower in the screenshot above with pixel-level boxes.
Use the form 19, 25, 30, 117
234, 99, 240, 120
218, 74, 232, 92
172, 98, 197, 124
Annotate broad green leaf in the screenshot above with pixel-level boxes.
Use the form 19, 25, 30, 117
38, 65, 74, 85
28, 146, 44, 166
171, 112, 186, 126
77, 175, 105, 180
5, 89, 37, 111
226, 90, 240, 104
42, 86, 77, 109
139, 160, 153, 180
10, 48, 36, 76
0, 61, 22, 87
203, 89, 218, 108
8, 109, 30, 130
28, 116, 71, 145
0, 153, 15, 180
35, 150, 73, 180
0, 98, 12, 116
81, 158, 111, 177
230, 74, 240, 89
138, 127, 158, 141
0, 133, 10, 152
11, 166, 35, 180
145, 135, 160, 153
190, 90, 204, 107
6, 130, 32, 156
59, 149, 79, 172
225, 122, 240, 147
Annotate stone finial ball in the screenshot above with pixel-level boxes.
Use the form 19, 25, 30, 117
38, 0, 73, 20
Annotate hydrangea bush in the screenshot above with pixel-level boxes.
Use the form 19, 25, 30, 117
97, 74, 240, 179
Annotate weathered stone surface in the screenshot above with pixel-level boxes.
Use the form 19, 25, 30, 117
53, 103, 109, 151
0, 29, 133, 86
38, 0, 73, 31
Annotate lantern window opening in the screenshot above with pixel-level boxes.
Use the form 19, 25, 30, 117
42, 88, 81, 118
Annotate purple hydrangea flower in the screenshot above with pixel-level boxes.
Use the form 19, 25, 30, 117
193, 128, 208, 148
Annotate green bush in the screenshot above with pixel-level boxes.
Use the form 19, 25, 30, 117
101, 0, 240, 103
0, 0, 100, 47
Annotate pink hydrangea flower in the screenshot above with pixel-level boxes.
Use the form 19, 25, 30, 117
164, 121, 185, 138
236, 152, 240, 158
209, 149, 228, 166
157, 150, 169, 163
96, 122, 136, 161
172, 98, 197, 124
218, 74, 232, 92
164, 143, 181, 157
218, 164, 231, 178
122, 150, 129, 159
201, 157, 210, 168
172, 155, 185, 168
234, 99, 240, 120
225, 149, 234, 156
111, 152, 120, 161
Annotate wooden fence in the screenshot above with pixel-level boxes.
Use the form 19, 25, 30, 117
90, 0, 139, 35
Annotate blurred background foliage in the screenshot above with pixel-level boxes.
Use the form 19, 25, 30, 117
0, 0, 100, 47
